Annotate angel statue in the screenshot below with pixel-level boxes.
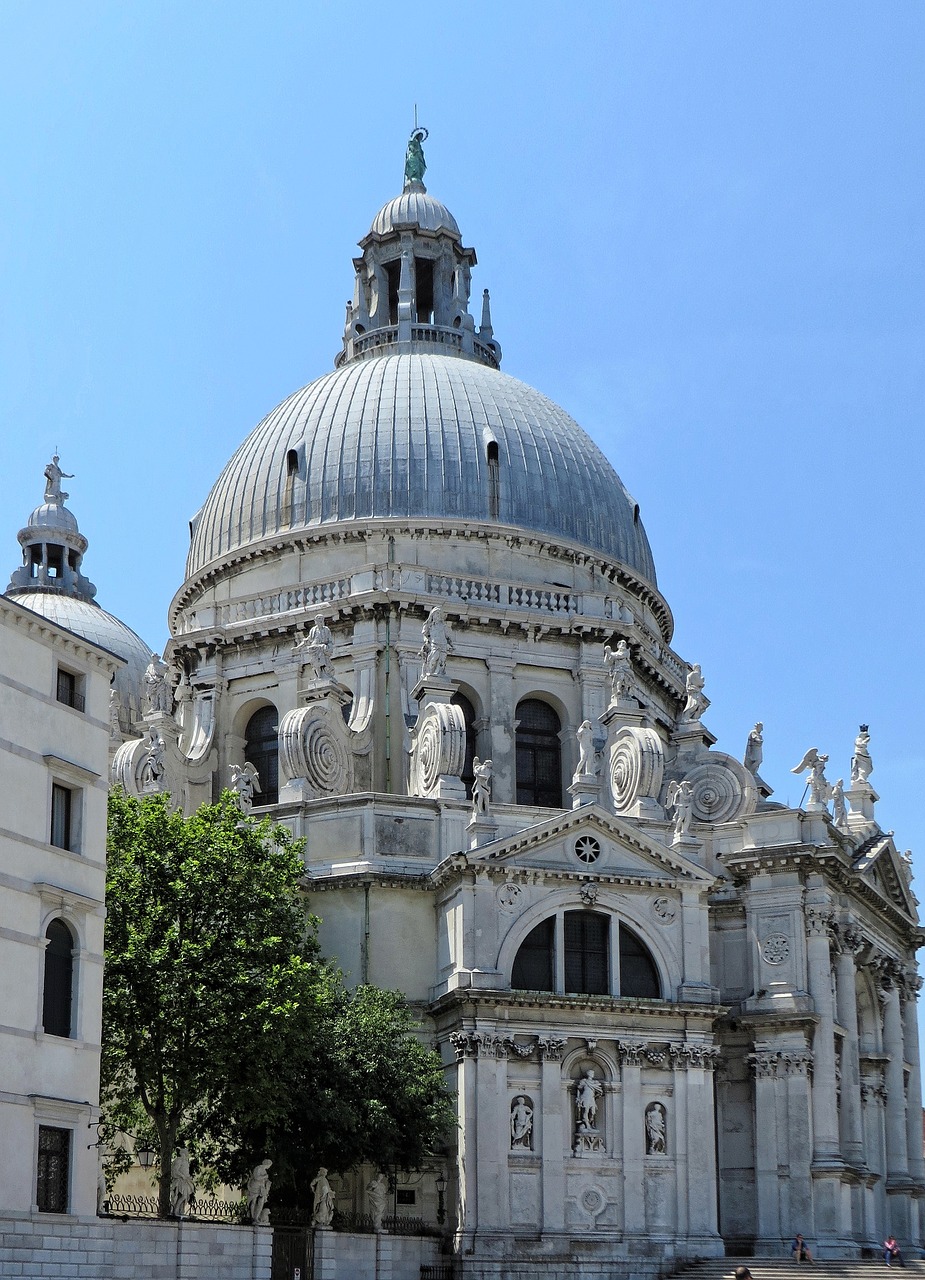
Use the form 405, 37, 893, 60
791, 748, 832, 809
230, 762, 261, 814
666, 778, 695, 842
680, 663, 708, 723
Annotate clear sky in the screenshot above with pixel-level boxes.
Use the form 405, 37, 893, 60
1, 4, 923, 880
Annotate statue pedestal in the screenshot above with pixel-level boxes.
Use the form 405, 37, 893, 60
301, 675, 352, 707
568, 774, 599, 809
467, 815, 498, 850
600, 703, 647, 732
672, 719, 717, 757
671, 832, 701, 853
846, 782, 879, 834
573, 1127, 605, 1156
412, 675, 457, 705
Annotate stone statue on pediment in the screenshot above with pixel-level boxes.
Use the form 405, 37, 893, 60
681, 663, 707, 723
140, 728, 166, 792
666, 778, 695, 841
574, 719, 595, 780
851, 724, 873, 786
831, 778, 848, 831
367, 1172, 388, 1230
295, 615, 334, 678
230, 761, 261, 814
311, 1167, 335, 1228
744, 722, 764, 774
143, 654, 172, 715
247, 1159, 272, 1226
791, 747, 832, 808
43, 454, 73, 504
603, 639, 636, 705
170, 1148, 194, 1218
472, 756, 493, 819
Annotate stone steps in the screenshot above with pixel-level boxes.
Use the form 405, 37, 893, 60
669, 1260, 925, 1280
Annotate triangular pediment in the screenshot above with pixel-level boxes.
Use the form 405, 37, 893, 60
853, 833, 919, 920
468, 805, 714, 884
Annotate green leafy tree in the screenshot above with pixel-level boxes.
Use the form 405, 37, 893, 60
103, 789, 453, 1216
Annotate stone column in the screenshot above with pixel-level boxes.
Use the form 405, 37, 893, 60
539, 1035, 566, 1232
450, 1033, 480, 1244
903, 973, 924, 1183
880, 971, 910, 1179
620, 1041, 646, 1237
834, 932, 865, 1167
750, 1051, 781, 1247
487, 656, 516, 805
674, 1045, 721, 1245
784, 1052, 816, 1237
805, 906, 841, 1163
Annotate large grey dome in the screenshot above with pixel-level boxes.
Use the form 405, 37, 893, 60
10, 591, 153, 715
370, 189, 460, 239
186, 353, 656, 583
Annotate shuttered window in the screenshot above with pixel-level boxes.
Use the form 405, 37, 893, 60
244, 707, 278, 805
515, 700, 562, 807
564, 910, 610, 995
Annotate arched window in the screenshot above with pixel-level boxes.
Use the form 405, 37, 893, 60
511, 918, 554, 992
516, 700, 562, 807
619, 924, 661, 998
451, 692, 477, 798
244, 706, 279, 805
511, 911, 662, 999
565, 910, 609, 996
43, 919, 74, 1037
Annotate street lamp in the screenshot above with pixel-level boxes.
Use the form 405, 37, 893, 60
88, 1121, 156, 1168
435, 1170, 447, 1226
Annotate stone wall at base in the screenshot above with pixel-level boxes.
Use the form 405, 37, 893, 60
313, 1228, 443, 1280
0, 1217, 271, 1279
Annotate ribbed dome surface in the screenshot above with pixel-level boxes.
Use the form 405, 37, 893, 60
12, 591, 153, 712
370, 189, 460, 239
186, 354, 656, 584
26, 502, 80, 534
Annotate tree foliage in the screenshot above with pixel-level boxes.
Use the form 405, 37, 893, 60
102, 789, 453, 1215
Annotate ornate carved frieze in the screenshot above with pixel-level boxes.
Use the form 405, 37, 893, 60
805, 907, 836, 938
748, 1049, 814, 1079
537, 1034, 567, 1061
760, 933, 791, 965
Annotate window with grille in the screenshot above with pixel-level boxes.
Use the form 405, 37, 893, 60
56, 667, 85, 712
42, 919, 74, 1037
565, 910, 610, 995
245, 706, 279, 805
511, 917, 555, 992
515, 699, 562, 807
36, 1126, 70, 1213
50, 784, 73, 850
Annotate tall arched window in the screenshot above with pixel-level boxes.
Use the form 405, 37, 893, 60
510, 911, 662, 999
516, 700, 562, 807
43, 919, 74, 1037
245, 706, 279, 805
451, 692, 477, 798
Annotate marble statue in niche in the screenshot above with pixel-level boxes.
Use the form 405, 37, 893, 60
645, 1102, 667, 1155
510, 1095, 534, 1151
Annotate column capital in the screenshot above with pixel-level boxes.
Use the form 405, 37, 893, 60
805, 905, 836, 938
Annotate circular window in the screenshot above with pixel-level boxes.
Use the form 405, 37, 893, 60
574, 835, 601, 865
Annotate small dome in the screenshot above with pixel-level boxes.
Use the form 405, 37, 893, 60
370, 188, 460, 239
10, 592, 153, 718
26, 502, 79, 534
185, 353, 656, 584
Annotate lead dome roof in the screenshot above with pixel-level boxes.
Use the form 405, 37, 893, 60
186, 353, 656, 583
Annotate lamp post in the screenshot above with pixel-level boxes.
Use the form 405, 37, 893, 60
436, 1170, 447, 1226
87, 1121, 156, 1168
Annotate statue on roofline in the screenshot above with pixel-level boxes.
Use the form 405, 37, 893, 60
404, 128, 428, 187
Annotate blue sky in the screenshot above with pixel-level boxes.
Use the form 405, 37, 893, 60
1, 3, 923, 876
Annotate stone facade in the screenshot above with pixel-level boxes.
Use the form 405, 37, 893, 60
2, 138, 921, 1280
0, 595, 122, 1222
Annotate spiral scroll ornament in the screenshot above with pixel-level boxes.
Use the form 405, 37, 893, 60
683, 757, 754, 825
609, 726, 664, 815
412, 702, 466, 797
279, 705, 352, 796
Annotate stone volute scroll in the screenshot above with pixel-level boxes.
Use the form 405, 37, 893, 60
408, 615, 467, 801
278, 622, 355, 802
608, 725, 664, 819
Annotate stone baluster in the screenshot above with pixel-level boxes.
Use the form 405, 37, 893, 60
805, 906, 841, 1162
902, 972, 925, 1183
835, 929, 865, 1166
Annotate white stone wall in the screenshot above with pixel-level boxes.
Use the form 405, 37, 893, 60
0, 1218, 271, 1279
0, 597, 121, 1222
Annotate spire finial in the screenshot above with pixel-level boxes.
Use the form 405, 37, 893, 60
404, 125, 428, 190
